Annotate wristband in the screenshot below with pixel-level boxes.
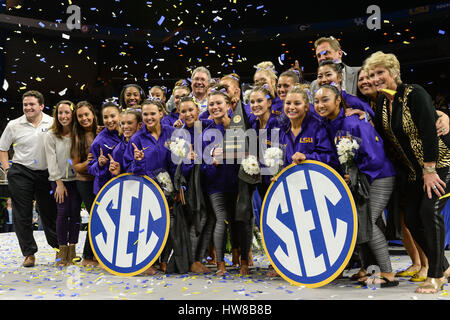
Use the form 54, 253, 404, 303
423, 166, 436, 175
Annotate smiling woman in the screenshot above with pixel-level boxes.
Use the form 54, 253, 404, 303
365, 51, 450, 294
88, 101, 121, 194
119, 84, 147, 110
44, 100, 82, 266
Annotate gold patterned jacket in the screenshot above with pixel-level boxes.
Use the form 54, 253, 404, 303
374, 83, 450, 182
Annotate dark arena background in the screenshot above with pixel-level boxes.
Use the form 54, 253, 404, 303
0, 0, 449, 309
0, 0, 448, 130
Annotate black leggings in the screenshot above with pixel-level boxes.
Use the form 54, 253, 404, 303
403, 167, 450, 278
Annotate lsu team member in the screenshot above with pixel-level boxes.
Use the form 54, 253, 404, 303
88, 101, 121, 194
108, 109, 142, 177
314, 83, 398, 287
123, 98, 177, 275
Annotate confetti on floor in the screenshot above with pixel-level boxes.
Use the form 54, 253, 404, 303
0, 232, 448, 300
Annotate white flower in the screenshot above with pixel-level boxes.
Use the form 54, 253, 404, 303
336, 136, 359, 166
169, 138, 188, 158
263, 147, 284, 168
351, 139, 360, 150
156, 171, 174, 193
242, 155, 260, 175
338, 154, 348, 165
336, 137, 353, 156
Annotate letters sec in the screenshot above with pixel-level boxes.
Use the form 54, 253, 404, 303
89, 173, 170, 276
260, 160, 357, 288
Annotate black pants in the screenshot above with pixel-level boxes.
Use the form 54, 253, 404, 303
76, 180, 96, 260
4, 224, 14, 233
7, 164, 58, 256
404, 167, 450, 278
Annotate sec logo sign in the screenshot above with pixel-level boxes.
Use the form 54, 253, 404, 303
261, 160, 357, 288
89, 174, 170, 276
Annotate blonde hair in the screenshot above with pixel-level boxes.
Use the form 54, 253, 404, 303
254, 61, 278, 82
363, 51, 402, 84
314, 37, 341, 51
286, 83, 311, 105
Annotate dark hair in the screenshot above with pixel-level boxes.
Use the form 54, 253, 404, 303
314, 84, 351, 110
22, 90, 44, 105
279, 70, 300, 84
71, 101, 98, 162
317, 60, 344, 75
119, 84, 147, 109
101, 100, 120, 113
150, 85, 167, 96
50, 100, 75, 139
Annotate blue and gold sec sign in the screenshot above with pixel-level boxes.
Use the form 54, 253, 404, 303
89, 173, 170, 276
261, 160, 357, 288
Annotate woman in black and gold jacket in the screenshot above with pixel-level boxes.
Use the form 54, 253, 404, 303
364, 51, 450, 294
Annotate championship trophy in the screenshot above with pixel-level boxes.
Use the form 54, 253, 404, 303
223, 101, 250, 160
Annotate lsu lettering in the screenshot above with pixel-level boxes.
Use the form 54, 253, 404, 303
299, 137, 313, 144
89, 173, 170, 276
260, 160, 357, 288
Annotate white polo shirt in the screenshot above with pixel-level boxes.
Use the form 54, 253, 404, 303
0, 113, 54, 170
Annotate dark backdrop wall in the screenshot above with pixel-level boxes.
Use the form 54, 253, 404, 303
0, 0, 449, 132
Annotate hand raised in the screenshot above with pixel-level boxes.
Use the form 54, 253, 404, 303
108, 153, 121, 176
132, 143, 145, 161
98, 147, 108, 167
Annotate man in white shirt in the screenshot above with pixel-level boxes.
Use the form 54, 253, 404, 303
190, 66, 212, 115
0, 90, 58, 267
309, 37, 361, 95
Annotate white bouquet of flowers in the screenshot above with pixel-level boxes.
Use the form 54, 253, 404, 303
336, 136, 360, 173
242, 155, 260, 176
156, 171, 174, 195
169, 137, 189, 159
263, 147, 284, 175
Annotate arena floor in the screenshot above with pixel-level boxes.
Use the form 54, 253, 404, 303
0, 231, 448, 302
